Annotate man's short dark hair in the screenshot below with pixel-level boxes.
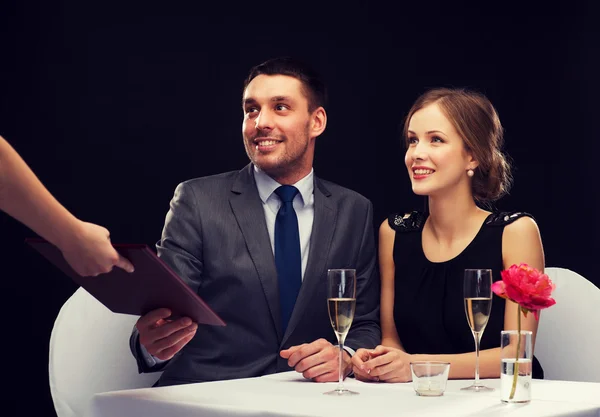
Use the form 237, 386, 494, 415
243, 57, 328, 112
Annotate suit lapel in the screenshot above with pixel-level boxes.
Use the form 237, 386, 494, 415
230, 164, 282, 342
282, 177, 336, 346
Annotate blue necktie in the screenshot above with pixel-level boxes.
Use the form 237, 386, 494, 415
274, 185, 302, 334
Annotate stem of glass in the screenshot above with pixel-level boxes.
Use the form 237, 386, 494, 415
474, 331, 481, 385
337, 341, 344, 391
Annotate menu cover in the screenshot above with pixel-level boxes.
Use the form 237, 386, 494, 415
26, 238, 226, 326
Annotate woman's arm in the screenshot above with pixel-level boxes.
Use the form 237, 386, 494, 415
352, 219, 406, 381
0, 135, 133, 276
501, 216, 545, 348
379, 219, 405, 350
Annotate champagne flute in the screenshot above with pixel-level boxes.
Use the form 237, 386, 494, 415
462, 269, 494, 392
324, 269, 358, 396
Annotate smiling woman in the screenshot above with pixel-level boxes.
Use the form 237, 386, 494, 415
351, 88, 546, 384
403, 89, 512, 204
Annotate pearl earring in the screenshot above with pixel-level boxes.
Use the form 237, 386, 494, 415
467, 169, 474, 177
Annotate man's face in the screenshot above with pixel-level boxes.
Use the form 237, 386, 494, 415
242, 74, 324, 183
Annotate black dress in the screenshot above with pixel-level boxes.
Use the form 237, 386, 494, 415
388, 210, 544, 379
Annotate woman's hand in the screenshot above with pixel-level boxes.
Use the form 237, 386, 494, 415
359, 345, 413, 383
351, 348, 379, 382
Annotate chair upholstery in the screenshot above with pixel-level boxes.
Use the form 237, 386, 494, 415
49, 287, 161, 417
535, 267, 600, 382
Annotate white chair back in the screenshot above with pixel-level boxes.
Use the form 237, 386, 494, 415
535, 267, 600, 382
49, 287, 161, 417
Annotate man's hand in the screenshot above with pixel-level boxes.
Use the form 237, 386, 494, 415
136, 308, 198, 361
356, 345, 412, 383
280, 338, 352, 382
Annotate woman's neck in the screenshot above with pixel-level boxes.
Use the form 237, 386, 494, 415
426, 192, 488, 245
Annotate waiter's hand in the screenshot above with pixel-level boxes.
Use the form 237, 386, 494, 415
60, 220, 134, 276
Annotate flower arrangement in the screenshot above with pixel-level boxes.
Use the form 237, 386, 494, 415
492, 263, 556, 400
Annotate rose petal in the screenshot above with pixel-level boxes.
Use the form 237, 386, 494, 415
491, 281, 507, 298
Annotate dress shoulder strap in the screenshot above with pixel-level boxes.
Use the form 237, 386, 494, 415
484, 211, 535, 227
387, 211, 427, 233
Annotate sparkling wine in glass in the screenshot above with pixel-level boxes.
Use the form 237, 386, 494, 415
461, 269, 494, 392
324, 269, 358, 396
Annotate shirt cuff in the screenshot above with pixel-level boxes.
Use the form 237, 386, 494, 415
137, 335, 169, 368
342, 345, 356, 357
339, 345, 355, 377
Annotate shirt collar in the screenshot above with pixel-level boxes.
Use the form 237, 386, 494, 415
253, 165, 314, 206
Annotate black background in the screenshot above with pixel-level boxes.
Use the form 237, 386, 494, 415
1, 2, 598, 415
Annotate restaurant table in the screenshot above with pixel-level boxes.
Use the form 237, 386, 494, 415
88, 371, 600, 417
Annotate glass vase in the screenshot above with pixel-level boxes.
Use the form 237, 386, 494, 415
500, 330, 532, 403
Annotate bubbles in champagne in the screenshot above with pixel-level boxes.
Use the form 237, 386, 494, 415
327, 298, 356, 336
464, 297, 492, 333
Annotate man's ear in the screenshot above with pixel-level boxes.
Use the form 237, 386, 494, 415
310, 107, 327, 138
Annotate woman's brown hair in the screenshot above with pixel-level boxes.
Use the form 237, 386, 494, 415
403, 88, 513, 202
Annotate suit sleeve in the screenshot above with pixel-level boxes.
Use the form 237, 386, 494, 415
344, 200, 381, 351
130, 181, 205, 373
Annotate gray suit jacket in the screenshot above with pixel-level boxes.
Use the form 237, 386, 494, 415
131, 164, 380, 386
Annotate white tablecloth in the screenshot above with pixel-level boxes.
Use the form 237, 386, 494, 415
88, 371, 600, 417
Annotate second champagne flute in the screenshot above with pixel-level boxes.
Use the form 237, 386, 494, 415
324, 269, 357, 396
462, 268, 494, 392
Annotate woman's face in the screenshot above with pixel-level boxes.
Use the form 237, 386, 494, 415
404, 103, 476, 198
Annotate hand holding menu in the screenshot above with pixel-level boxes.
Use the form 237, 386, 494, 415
26, 238, 226, 326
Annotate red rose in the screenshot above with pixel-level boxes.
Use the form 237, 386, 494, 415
492, 263, 556, 320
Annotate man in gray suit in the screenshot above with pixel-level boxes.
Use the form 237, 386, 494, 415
130, 57, 380, 386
